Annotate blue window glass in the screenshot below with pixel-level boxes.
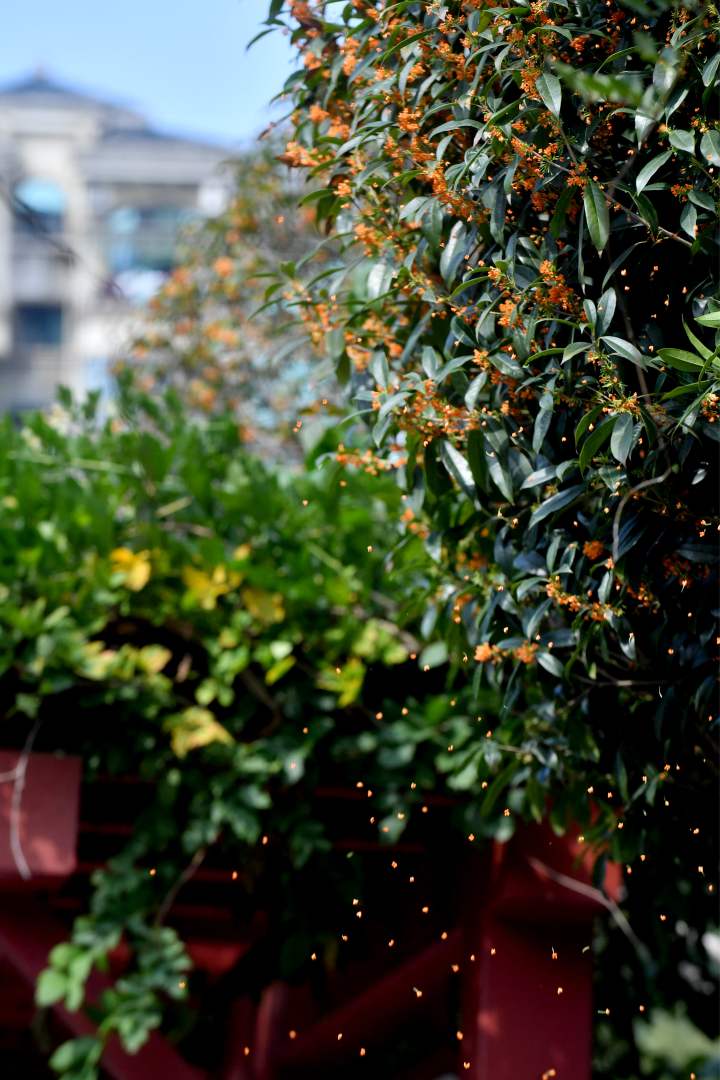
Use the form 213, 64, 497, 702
14, 179, 67, 235
14, 305, 63, 346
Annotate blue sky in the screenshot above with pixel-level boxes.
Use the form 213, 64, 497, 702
1, 0, 297, 147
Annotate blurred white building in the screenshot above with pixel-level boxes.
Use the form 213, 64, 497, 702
0, 73, 232, 412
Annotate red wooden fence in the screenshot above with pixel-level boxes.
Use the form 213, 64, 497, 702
0, 753, 621, 1079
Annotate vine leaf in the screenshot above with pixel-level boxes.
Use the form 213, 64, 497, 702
535, 72, 562, 117
583, 180, 610, 254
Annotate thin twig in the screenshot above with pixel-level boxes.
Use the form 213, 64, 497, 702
605, 148, 644, 206
527, 855, 653, 966
10, 719, 42, 881
576, 675, 666, 687
612, 467, 673, 563
521, 146, 693, 249
158, 521, 215, 539
153, 847, 206, 928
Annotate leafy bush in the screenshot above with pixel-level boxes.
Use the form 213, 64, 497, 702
1, 381, 436, 1072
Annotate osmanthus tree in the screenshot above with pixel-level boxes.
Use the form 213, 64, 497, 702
128, 144, 342, 461
254, 0, 719, 1065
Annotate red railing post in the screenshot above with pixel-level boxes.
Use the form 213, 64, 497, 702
461, 821, 621, 1080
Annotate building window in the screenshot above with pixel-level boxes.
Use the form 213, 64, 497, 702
14, 305, 63, 346
13, 179, 67, 235
105, 205, 195, 274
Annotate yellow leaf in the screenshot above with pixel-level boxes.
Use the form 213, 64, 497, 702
163, 707, 234, 759
265, 655, 296, 686
242, 587, 285, 625
80, 642, 119, 680
182, 564, 240, 610
317, 657, 365, 707
137, 644, 172, 675
233, 543, 251, 561
110, 547, 151, 592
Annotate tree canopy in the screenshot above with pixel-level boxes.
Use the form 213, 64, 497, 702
258, 0, 719, 1070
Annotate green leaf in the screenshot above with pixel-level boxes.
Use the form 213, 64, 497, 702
700, 129, 720, 167
596, 288, 617, 336
610, 412, 633, 464
419, 641, 448, 669
49, 1036, 102, 1073
687, 189, 715, 212
563, 342, 590, 364
504, 153, 520, 195
466, 428, 488, 490
440, 442, 477, 502
487, 455, 514, 501
451, 316, 477, 350
440, 221, 467, 284
550, 185, 576, 239
377, 27, 434, 63
680, 202, 697, 240
535, 72, 562, 117
480, 760, 520, 817
583, 180, 610, 254
528, 483, 586, 529
326, 326, 345, 361
575, 405, 604, 444
465, 371, 488, 413
579, 416, 618, 472
683, 317, 713, 360
661, 379, 715, 402
422, 200, 443, 250
635, 150, 672, 195
489, 188, 506, 244
36, 968, 69, 1007
696, 311, 720, 328
601, 242, 644, 291
602, 335, 646, 368
702, 52, 720, 87
657, 348, 705, 371
632, 191, 658, 235
536, 651, 565, 677
668, 129, 695, 154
